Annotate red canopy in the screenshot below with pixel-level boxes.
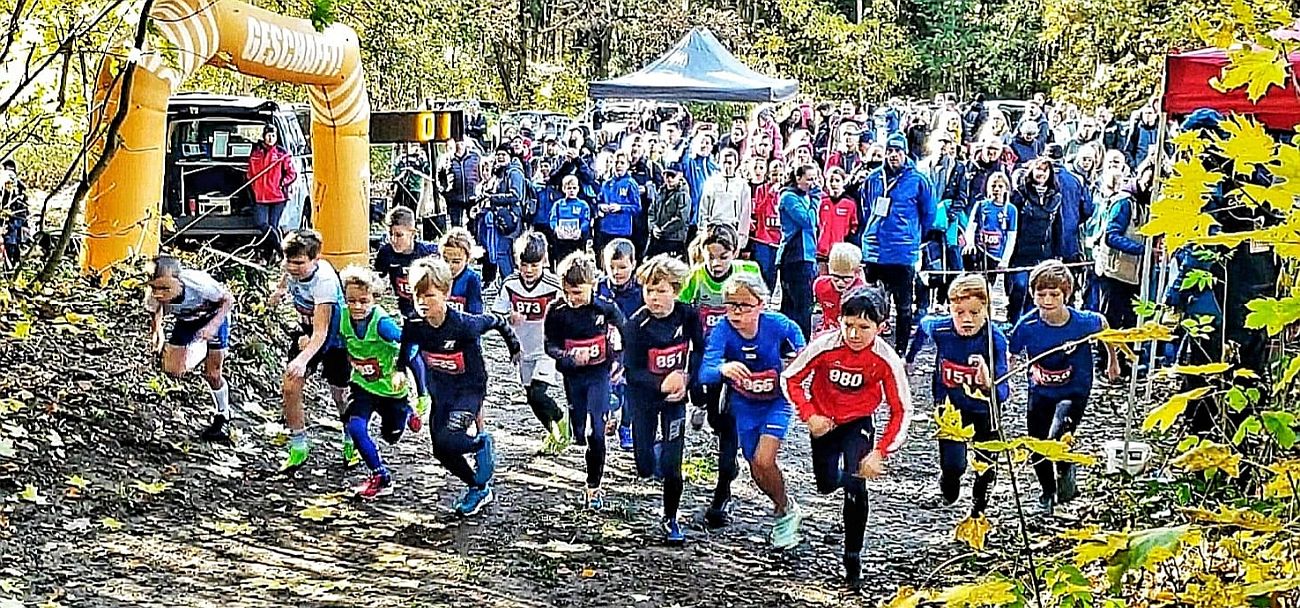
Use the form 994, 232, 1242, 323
1163, 46, 1300, 130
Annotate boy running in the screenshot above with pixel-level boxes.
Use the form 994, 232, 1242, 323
146, 255, 236, 442
338, 266, 422, 500
403, 258, 521, 516
1009, 260, 1119, 513
906, 274, 1009, 518
269, 230, 352, 471
440, 227, 484, 314
783, 287, 911, 590
623, 254, 704, 545
374, 206, 439, 319
700, 274, 807, 549
598, 238, 644, 451
492, 231, 570, 454
544, 252, 627, 510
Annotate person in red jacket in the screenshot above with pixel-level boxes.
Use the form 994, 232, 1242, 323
812, 242, 866, 336
748, 157, 784, 290
246, 125, 299, 259
815, 167, 859, 272
782, 286, 911, 592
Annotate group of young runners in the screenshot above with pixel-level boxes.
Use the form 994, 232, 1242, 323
143, 204, 1117, 591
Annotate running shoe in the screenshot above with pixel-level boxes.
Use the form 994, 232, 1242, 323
342, 436, 361, 468
555, 417, 574, 451
415, 395, 431, 417
474, 432, 496, 487
704, 498, 733, 529
1038, 493, 1056, 516
406, 410, 423, 433
661, 517, 686, 546
690, 406, 707, 431
279, 442, 310, 472
1056, 464, 1078, 504
769, 499, 803, 549
844, 552, 863, 591
455, 486, 495, 517
200, 415, 232, 443
356, 473, 393, 500
585, 487, 605, 511
618, 425, 634, 451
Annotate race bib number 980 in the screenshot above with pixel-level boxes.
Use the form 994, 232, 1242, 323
828, 365, 866, 392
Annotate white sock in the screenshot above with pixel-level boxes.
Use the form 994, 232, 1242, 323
210, 382, 231, 419
330, 386, 350, 417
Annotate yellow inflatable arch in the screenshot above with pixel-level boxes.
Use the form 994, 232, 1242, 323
84, 0, 371, 272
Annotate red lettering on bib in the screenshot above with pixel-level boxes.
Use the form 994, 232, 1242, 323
941, 359, 980, 389
350, 356, 383, 382
648, 342, 689, 375
732, 368, 780, 400
828, 364, 867, 393
1031, 363, 1073, 387
564, 335, 608, 366
699, 305, 727, 334
422, 351, 466, 375
511, 294, 552, 321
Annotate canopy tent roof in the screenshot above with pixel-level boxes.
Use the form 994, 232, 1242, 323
1163, 43, 1300, 130
588, 28, 798, 103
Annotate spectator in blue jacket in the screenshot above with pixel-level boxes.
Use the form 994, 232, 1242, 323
596, 153, 642, 264
777, 164, 819, 339
550, 145, 599, 204
532, 157, 560, 250
1123, 104, 1164, 168
857, 132, 937, 354
549, 174, 592, 265
1097, 162, 1154, 335
445, 137, 480, 228
676, 134, 718, 239
1009, 121, 1043, 169
478, 145, 526, 286
1046, 143, 1093, 262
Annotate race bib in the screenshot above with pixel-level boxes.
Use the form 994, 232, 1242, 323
827, 364, 867, 393
648, 342, 689, 375
511, 294, 552, 321
556, 219, 580, 241
422, 351, 466, 375
350, 356, 383, 382
940, 359, 980, 389
564, 335, 608, 365
1031, 363, 1073, 387
765, 215, 781, 229
395, 276, 412, 300
447, 296, 466, 312
699, 305, 728, 333
732, 369, 780, 400
978, 230, 1002, 249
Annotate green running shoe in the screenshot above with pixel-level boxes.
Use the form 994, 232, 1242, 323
280, 442, 310, 472
342, 436, 361, 468
769, 499, 803, 550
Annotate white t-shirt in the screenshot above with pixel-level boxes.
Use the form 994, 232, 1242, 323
147, 269, 225, 322
288, 259, 342, 327
492, 270, 562, 359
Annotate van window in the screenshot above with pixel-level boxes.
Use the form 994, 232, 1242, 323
169, 118, 267, 161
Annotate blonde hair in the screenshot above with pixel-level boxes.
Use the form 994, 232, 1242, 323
947, 273, 990, 305
440, 227, 475, 256
558, 251, 597, 287
827, 242, 861, 274
636, 254, 690, 292
339, 265, 382, 295
723, 272, 770, 302
411, 257, 453, 296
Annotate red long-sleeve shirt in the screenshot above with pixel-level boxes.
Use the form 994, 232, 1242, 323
812, 272, 865, 336
781, 331, 912, 457
750, 182, 782, 246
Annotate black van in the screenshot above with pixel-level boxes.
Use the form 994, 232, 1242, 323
163, 93, 313, 238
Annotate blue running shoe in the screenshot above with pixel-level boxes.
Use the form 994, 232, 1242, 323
455, 486, 495, 517
474, 432, 496, 487
661, 518, 685, 546
618, 425, 634, 451
585, 487, 605, 511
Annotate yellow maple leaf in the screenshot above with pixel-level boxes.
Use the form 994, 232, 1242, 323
1184, 505, 1283, 532
1171, 129, 1210, 157
1234, 182, 1295, 210
1212, 46, 1290, 103
954, 515, 992, 552
934, 400, 974, 442
1171, 440, 1242, 477
1095, 322, 1174, 346
1142, 157, 1220, 250
879, 587, 927, 608
99, 517, 124, 530
931, 578, 1017, 607
8, 321, 31, 340
1143, 387, 1213, 432
298, 505, 335, 521
1163, 363, 1232, 376
1263, 459, 1300, 497
66, 475, 89, 489
132, 480, 170, 495
1074, 532, 1129, 565
1216, 114, 1275, 172
1018, 438, 1099, 466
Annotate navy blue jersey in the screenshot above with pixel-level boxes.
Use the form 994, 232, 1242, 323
623, 302, 705, 400
544, 295, 627, 377
400, 309, 519, 396
449, 268, 484, 314
597, 276, 644, 321
374, 240, 438, 317
909, 315, 1009, 414
699, 311, 806, 410
1009, 307, 1103, 400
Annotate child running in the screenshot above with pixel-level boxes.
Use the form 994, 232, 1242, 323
374, 207, 439, 319
146, 255, 236, 442
440, 227, 484, 314
783, 286, 911, 590
337, 266, 421, 499
544, 252, 627, 510
678, 223, 762, 527
623, 254, 704, 545
269, 230, 352, 471
597, 238, 644, 451
1009, 260, 1118, 513
812, 242, 866, 336
700, 273, 807, 549
492, 231, 570, 454
906, 274, 1009, 518
402, 258, 521, 516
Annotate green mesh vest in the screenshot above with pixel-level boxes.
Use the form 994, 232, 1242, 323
340, 309, 404, 398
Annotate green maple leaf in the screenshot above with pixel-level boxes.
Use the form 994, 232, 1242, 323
1245, 294, 1300, 335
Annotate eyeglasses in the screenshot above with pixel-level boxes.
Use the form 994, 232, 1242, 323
724, 301, 759, 312
829, 273, 856, 284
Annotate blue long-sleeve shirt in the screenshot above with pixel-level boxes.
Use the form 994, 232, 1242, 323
597, 174, 641, 236
776, 185, 817, 265
677, 155, 718, 225
699, 311, 806, 410
907, 315, 1009, 414
1055, 166, 1088, 260
858, 161, 937, 266
449, 268, 484, 314
1104, 195, 1145, 256
549, 197, 592, 241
